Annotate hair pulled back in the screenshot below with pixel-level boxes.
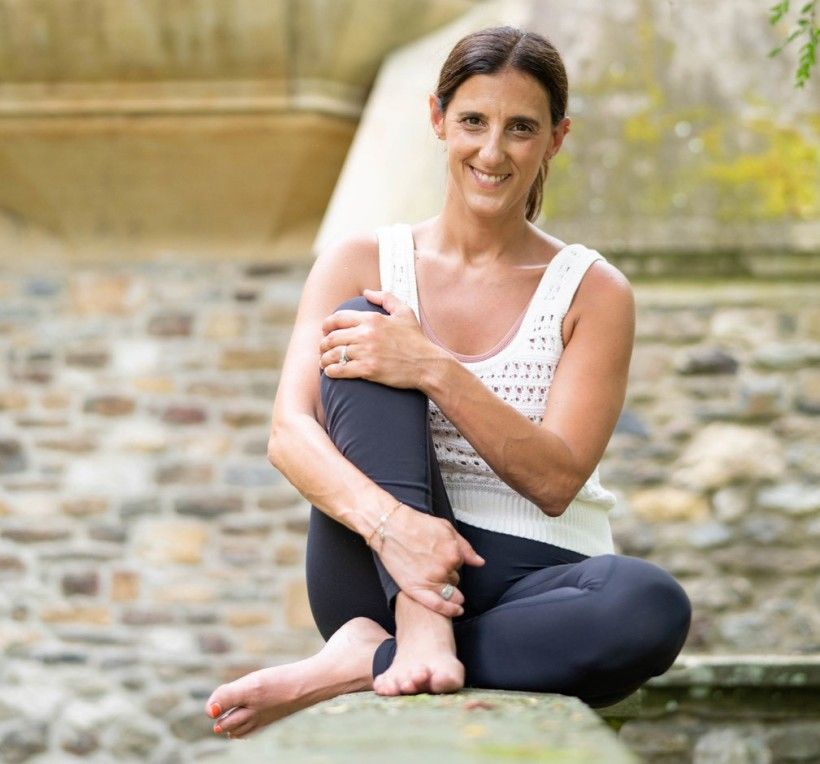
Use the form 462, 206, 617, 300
435, 26, 568, 222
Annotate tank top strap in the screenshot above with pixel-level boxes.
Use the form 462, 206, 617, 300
376, 223, 417, 312
546, 245, 607, 320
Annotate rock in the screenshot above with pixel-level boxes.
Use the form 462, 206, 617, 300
683, 576, 753, 611
614, 409, 650, 438
161, 405, 208, 425
169, 707, 216, 743
61, 498, 108, 516
62, 571, 100, 597
0, 721, 48, 763
718, 611, 779, 650
710, 307, 779, 348
156, 462, 214, 485
222, 409, 271, 428
224, 463, 281, 487
1, 525, 72, 543
794, 369, 820, 415
120, 497, 161, 519
88, 524, 128, 543
687, 521, 733, 549
111, 571, 140, 601
147, 312, 193, 336
175, 496, 243, 518
198, 632, 232, 654
740, 514, 791, 544
109, 721, 162, 758
70, 273, 146, 316
0, 439, 26, 474
40, 606, 110, 625
60, 730, 99, 756
675, 346, 739, 375
735, 375, 787, 420
672, 423, 786, 490
629, 487, 710, 522
693, 727, 771, 764
121, 608, 175, 626
203, 309, 247, 340
83, 396, 136, 416
767, 722, 820, 761
134, 520, 208, 565
219, 347, 281, 370
285, 579, 316, 630
753, 342, 820, 370
757, 483, 820, 515
712, 486, 750, 522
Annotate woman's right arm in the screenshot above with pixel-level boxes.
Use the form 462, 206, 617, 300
267, 232, 482, 617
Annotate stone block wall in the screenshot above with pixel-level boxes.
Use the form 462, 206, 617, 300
0, 257, 818, 760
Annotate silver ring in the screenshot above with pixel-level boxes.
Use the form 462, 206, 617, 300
339, 345, 348, 365
440, 583, 454, 601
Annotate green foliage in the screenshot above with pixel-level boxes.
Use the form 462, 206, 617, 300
768, 0, 819, 88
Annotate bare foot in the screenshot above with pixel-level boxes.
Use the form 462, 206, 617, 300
205, 617, 389, 739
373, 592, 464, 697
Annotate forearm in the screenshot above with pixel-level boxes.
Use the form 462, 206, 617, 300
267, 413, 400, 540
420, 353, 583, 516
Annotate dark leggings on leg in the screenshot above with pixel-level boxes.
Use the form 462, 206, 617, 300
306, 297, 692, 708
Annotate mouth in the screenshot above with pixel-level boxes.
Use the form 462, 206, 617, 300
469, 165, 511, 188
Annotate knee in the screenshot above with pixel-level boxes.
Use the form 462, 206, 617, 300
600, 557, 692, 675
333, 296, 389, 316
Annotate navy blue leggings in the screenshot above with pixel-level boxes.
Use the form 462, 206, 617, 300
306, 297, 692, 708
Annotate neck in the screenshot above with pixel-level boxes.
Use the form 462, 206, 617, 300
432, 185, 533, 267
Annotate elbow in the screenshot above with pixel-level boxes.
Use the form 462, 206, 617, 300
267, 417, 292, 468
535, 473, 585, 518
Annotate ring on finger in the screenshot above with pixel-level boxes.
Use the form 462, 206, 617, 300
339, 345, 349, 366
440, 583, 454, 601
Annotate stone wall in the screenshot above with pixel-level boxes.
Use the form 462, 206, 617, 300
0, 256, 818, 761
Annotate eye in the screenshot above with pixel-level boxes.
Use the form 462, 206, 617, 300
511, 122, 535, 133
461, 116, 482, 127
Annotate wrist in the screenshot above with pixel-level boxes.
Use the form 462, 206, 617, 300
366, 500, 404, 549
418, 343, 457, 398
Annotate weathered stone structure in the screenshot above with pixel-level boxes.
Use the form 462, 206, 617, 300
1, 0, 818, 761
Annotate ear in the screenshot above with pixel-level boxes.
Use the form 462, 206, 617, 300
545, 116, 572, 160
428, 92, 445, 139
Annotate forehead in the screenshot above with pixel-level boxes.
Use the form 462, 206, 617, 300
449, 69, 551, 116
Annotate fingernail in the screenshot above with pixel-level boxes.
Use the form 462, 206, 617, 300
213, 724, 222, 734
209, 703, 222, 718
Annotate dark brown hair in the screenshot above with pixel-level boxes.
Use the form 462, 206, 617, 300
435, 26, 568, 221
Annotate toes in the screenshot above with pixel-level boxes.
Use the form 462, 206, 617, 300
207, 681, 245, 718
229, 720, 257, 739
214, 706, 254, 734
374, 673, 400, 696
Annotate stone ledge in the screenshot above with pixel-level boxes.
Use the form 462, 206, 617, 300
209, 690, 640, 763
599, 654, 820, 724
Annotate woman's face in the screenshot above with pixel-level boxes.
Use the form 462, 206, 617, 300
430, 67, 570, 220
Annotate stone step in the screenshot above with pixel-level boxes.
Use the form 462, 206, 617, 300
209, 689, 640, 763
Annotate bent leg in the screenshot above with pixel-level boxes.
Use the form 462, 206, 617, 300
451, 554, 692, 707
306, 296, 455, 642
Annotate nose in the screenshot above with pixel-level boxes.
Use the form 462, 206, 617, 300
478, 127, 505, 166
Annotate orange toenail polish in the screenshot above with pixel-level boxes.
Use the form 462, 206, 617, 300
210, 703, 222, 718
213, 725, 222, 734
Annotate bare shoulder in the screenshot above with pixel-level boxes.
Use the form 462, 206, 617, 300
564, 255, 635, 345
308, 231, 379, 302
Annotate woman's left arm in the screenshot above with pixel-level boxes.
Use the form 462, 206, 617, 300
319, 264, 635, 517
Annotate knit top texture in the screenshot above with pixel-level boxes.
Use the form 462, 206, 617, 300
376, 223, 617, 557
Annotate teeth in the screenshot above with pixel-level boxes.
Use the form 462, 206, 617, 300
473, 168, 508, 184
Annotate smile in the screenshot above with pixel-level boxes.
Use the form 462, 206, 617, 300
469, 166, 511, 187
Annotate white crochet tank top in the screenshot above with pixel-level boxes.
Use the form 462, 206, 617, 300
377, 223, 617, 557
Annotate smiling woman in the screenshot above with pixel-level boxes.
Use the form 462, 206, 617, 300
203, 25, 692, 741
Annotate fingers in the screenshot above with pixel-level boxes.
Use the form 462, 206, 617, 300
457, 535, 486, 567
413, 588, 464, 618
318, 327, 358, 354
322, 309, 376, 334
446, 570, 460, 586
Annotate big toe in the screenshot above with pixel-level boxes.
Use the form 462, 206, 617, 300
206, 682, 243, 718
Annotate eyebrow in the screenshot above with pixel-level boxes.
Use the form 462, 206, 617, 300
456, 110, 542, 129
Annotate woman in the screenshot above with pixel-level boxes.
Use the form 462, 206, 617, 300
205, 26, 692, 739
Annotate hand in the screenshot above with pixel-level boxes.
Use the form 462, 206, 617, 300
319, 289, 443, 389
375, 505, 485, 618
